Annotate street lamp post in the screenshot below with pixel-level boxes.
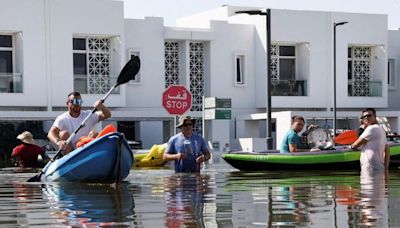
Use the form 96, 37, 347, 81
333, 21, 348, 142
235, 9, 273, 150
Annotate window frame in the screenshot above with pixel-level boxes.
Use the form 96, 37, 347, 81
388, 58, 397, 90
0, 34, 15, 74
128, 49, 141, 84
234, 53, 246, 86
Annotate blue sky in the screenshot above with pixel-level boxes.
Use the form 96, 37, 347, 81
123, 0, 400, 29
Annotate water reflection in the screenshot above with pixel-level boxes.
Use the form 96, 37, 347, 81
224, 171, 364, 227
43, 182, 135, 227
2, 164, 400, 227
357, 168, 388, 227
163, 173, 212, 227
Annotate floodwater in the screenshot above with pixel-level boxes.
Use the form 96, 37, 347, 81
1, 154, 400, 228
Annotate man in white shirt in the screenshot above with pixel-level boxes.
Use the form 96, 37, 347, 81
350, 108, 389, 170
47, 91, 111, 154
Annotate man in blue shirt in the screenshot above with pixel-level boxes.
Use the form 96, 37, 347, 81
163, 116, 211, 172
281, 116, 316, 153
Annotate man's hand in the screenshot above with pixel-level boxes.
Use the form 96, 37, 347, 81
56, 140, 68, 151
176, 153, 187, 160
196, 154, 206, 163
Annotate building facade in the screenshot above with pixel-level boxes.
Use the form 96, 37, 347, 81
0, 0, 399, 151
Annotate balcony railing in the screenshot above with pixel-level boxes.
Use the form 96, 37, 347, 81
348, 80, 382, 97
271, 80, 307, 96
74, 74, 119, 94
0, 73, 23, 93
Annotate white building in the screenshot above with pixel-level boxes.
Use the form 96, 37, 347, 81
0, 0, 399, 151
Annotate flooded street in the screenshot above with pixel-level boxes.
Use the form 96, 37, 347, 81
1, 158, 399, 227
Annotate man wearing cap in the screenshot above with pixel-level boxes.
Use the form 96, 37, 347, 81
163, 115, 211, 172
11, 131, 45, 168
47, 91, 111, 154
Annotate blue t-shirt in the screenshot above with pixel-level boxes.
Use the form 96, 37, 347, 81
166, 132, 208, 172
280, 129, 301, 153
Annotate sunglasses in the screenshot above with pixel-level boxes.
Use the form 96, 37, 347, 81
361, 114, 372, 119
182, 123, 193, 127
69, 98, 83, 106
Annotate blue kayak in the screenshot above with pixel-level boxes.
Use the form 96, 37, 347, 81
41, 132, 133, 183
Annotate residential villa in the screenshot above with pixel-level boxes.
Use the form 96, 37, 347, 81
1, 0, 400, 154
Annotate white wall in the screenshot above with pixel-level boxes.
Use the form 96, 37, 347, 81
49, 0, 126, 109
124, 17, 166, 113
0, 0, 47, 106
140, 121, 163, 148
388, 30, 400, 109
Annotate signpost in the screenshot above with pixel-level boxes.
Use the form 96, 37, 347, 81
162, 85, 192, 115
162, 85, 192, 135
204, 97, 231, 120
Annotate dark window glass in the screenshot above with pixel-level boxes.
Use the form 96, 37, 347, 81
279, 59, 295, 80
236, 57, 242, 82
0, 51, 13, 73
279, 46, 295, 56
388, 61, 391, 85
73, 38, 86, 50
73, 53, 87, 74
348, 47, 352, 58
348, 60, 352, 80
0, 35, 12, 47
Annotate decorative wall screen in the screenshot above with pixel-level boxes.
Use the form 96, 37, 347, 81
87, 38, 111, 94
189, 42, 204, 112
192, 117, 202, 135
270, 44, 279, 81
164, 41, 180, 88
348, 46, 371, 96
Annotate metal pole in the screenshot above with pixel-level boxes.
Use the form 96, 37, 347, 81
332, 21, 347, 143
333, 23, 337, 142
266, 9, 273, 150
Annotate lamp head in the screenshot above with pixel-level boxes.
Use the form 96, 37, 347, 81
235, 10, 266, 15
335, 21, 348, 26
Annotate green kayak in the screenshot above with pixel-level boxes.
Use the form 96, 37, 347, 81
222, 142, 400, 171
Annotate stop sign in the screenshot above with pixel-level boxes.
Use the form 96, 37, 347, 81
162, 85, 192, 115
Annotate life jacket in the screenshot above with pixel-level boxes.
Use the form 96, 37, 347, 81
75, 124, 117, 148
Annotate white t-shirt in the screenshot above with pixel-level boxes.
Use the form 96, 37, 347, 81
52, 110, 100, 148
359, 124, 387, 170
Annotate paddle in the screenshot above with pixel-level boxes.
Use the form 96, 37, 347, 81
334, 130, 358, 145
27, 56, 141, 182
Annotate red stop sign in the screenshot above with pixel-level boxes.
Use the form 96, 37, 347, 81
162, 85, 192, 115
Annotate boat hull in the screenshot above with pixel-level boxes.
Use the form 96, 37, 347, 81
41, 132, 133, 182
222, 143, 400, 171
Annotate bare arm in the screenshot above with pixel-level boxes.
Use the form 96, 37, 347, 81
350, 137, 368, 150
384, 144, 390, 170
94, 100, 112, 122
47, 126, 61, 144
163, 152, 185, 161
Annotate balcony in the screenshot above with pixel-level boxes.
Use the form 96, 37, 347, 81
348, 80, 382, 97
271, 80, 307, 96
74, 74, 119, 94
0, 73, 22, 93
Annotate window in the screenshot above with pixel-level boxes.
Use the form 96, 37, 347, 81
388, 58, 396, 90
234, 54, 245, 85
348, 46, 372, 96
0, 34, 21, 93
73, 37, 112, 94
271, 45, 296, 81
128, 50, 141, 84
